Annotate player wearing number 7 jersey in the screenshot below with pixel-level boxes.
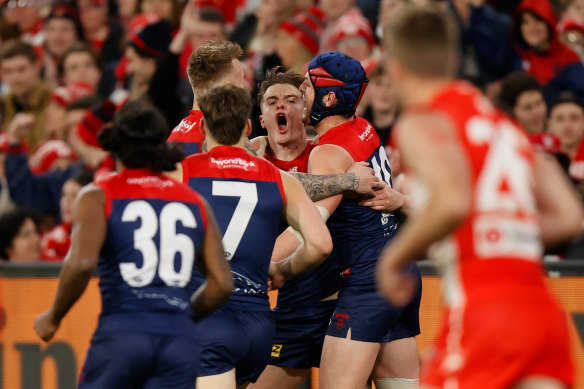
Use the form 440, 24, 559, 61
34, 100, 233, 389
172, 85, 333, 389
378, 7, 583, 389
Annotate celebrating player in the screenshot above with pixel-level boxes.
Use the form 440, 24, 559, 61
171, 85, 333, 389
34, 100, 233, 388
378, 6, 583, 389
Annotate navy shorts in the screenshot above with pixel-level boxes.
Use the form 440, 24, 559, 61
195, 306, 275, 385
269, 299, 336, 369
327, 264, 422, 342
79, 331, 199, 389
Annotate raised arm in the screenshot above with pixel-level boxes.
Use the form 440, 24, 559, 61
190, 199, 233, 321
34, 185, 106, 341
269, 171, 333, 288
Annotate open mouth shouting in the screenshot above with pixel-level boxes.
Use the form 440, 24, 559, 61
276, 113, 288, 133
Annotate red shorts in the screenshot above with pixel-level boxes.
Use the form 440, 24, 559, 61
422, 293, 575, 389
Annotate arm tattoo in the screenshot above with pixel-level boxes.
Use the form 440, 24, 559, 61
244, 139, 257, 156
293, 172, 359, 202
201, 139, 208, 152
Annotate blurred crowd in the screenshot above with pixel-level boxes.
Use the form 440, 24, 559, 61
1, 0, 584, 262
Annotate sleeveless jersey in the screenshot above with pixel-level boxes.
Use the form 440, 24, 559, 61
94, 168, 208, 338
399, 82, 543, 307
181, 146, 285, 310
264, 142, 341, 308
317, 117, 399, 285
167, 110, 204, 156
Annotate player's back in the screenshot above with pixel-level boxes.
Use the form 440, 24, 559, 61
182, 145, 285, 310
317, 117, 399, 282
422, 82, 545, 304
94, 168, 208, 338
167, 110, 204, 156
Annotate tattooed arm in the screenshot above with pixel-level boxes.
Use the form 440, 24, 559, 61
292, 161, 379, 202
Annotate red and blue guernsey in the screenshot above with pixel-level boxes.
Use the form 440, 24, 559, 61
318, 117, 398, 284
264, 142, 341, 308
181, 146, 285, 310
94, 168, 208, 338
167, 110, 204, 156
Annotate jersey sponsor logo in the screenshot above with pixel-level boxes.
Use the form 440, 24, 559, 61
127, 176, 174, 188
271, 344, 282, 357
358, 124, 374, 142
172, 118, 198, 134
209, 157, 258, 171
288, 166, 298, 172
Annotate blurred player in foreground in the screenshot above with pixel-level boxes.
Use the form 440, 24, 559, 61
171, 85, 333, 389
378, 6, 583, 389
34, 100, 233, 388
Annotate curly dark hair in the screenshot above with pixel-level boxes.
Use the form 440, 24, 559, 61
97, 99, 184, 171
0, 209, 40, 260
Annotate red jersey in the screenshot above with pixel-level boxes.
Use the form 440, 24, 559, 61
400, 82, 574, 388
167, 110, 204, 157
569, 138, 584, 180
264, 142, 315, 173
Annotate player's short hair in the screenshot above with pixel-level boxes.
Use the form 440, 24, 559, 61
98, 99, 184, 172
187, 41, 243, 95
198, 85, 252, 146
383, 6, 458, 77
257, 66, 305, 105
0, 39, 37, 64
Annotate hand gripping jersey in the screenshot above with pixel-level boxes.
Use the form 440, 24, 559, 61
401, 82, 575, 388
94, 168, 208, 338
181, 146, 285, 310
317, 117, 398, 284
167, 110, 204, 156
264, 141, 340, 308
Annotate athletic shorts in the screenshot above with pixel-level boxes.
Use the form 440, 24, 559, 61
196, 306, 275, 386
269, 300, 337, 369
79, 331, 199, 389
422, 294, 575, 389
327, 264, 421, 342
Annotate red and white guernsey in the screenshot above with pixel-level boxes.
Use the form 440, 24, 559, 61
167, 110, 204, 157
403, 82, 574, 388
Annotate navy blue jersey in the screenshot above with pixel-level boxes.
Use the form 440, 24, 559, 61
94, 168, 208, 338
317, 117, 399, 285
265, 143, 341, 308
181, 146, 285, 310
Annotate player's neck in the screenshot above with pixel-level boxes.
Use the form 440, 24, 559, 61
314, 115, 353, 137
192, 99, 200, 111
401, 77, 451, 108
206, 136, 247, 152
268, 137, 307, 161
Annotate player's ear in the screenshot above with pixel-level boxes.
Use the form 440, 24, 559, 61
323, 91, 337, 108
245, 119, 252, 137
259, 114, 266, 129
199, 118, 207, 139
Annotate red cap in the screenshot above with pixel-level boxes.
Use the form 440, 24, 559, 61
127, 12, 161, 38
30, 140, 78, 174
330, 9, 376, 51
279, 6, 325, 55
558, 19, 584, 36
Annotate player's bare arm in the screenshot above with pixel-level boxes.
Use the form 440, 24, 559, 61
269, 171, 333, 288
377, 113, 472, 306
34, 184, 106, 341
191, 199, 233, 321
533, 151, 584, 245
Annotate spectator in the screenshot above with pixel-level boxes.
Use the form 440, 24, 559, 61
0, 40, 52, 152
135, 0, 182, 31
46, 82, 95, 141
560, 0, 584, 24
41, 169, 93, 261
78, 0, 124, 63
319, 0, 360, 52
58, 42, 102, 93
498, 72, 547, 134
1, 0, 45, 45
41, 2, 85, 88
548, 93, 584, 161
329, 8, 376, 62
0, 208, 41, 262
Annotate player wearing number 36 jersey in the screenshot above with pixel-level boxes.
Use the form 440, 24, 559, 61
172, 85, 333, 389
379, 7, 582, 389
34, 100, 234, 388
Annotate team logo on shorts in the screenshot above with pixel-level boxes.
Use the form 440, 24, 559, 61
334, 313, 349, 330
271, 344, 282, 357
